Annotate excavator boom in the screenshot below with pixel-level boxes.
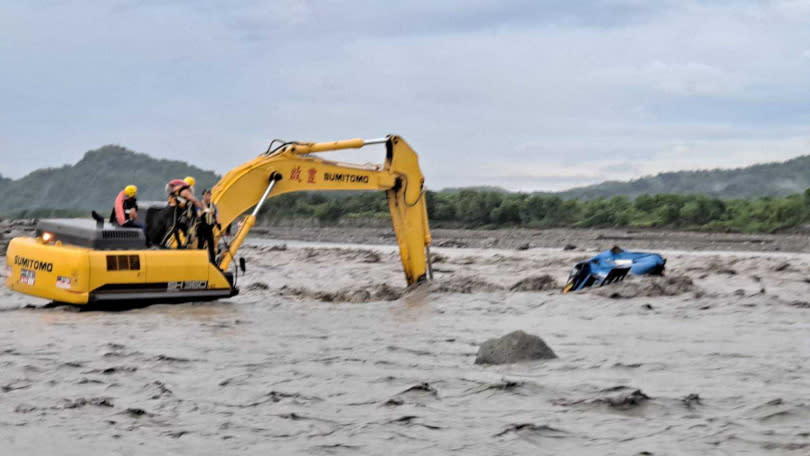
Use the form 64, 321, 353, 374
212, 135, 432, 285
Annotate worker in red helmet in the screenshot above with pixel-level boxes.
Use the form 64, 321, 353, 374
166, 176, 203, 210
162, 176, 203, 248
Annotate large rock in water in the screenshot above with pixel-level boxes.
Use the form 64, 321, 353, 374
475, 330, 557, 365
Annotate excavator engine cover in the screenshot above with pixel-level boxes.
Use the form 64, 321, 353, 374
36, 219, 145, 250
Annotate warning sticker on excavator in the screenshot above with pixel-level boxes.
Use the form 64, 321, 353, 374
20, 269, 35, 286
56, 275, 72, 289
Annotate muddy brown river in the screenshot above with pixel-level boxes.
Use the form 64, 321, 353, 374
1, 238, 809, 455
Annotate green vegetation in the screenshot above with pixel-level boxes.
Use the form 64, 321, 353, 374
258, 189, 810, 233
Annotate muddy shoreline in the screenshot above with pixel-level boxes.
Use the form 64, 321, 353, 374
3, 216, 809, 254
252, 224, 810, 253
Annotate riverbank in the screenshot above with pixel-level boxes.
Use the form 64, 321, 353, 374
252, 224, 810, 253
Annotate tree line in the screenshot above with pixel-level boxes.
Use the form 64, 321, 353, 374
258, 189, 810, 233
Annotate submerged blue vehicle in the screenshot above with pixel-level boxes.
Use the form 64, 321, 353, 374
563, 246, 666, 293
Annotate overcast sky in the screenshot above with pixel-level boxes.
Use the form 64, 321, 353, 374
1, 0, 809, 190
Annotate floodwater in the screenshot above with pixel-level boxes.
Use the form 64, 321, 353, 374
1, 239, 809, 455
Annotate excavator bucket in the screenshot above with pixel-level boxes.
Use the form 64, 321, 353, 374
384, 136, 432, 284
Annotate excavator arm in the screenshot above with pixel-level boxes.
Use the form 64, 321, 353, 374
210, 135, 432, 285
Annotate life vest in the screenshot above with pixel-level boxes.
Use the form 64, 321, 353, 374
201, 202, 218, 226
110, 191, 137, 225
167, 179, 191, 207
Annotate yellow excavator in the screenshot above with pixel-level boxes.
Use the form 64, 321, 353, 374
5, 135, 432, 306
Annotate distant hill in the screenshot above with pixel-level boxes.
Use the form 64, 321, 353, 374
558, 155, 810, 200
3, 146, 810, 217
0, 145, 219, 214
